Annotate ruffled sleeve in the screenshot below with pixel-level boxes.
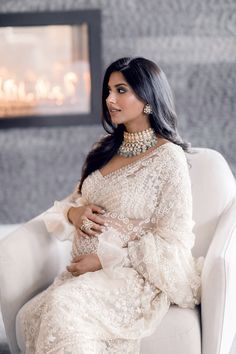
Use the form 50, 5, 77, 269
43, 183, 87, 241
97, 227, 131, 277
97, 151, 203, 308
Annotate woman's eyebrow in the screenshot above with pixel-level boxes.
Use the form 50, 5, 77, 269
108, 82, 128, 88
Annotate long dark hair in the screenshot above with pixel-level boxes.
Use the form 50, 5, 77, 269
79, 57, 191, 191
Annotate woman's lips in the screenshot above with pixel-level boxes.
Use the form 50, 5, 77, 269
109, 109, 121, 115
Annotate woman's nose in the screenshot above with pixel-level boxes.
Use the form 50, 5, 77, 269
107, 92, 116, 104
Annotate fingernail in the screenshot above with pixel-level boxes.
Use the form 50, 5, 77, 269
101, 209, 106, 214
104, 222, 109, 227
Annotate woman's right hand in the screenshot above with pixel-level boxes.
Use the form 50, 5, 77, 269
67, 204, 106, 238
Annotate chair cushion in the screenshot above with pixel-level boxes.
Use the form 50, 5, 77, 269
140, 305, 201, 354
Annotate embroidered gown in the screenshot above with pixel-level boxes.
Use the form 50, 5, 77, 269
20, 142, 203, 354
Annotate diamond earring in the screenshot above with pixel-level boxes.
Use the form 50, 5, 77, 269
143, 103, 152, 115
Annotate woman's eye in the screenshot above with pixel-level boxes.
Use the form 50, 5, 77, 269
117, 88, 126, 94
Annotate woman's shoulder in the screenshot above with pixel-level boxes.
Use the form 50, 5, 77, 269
153, 140, 186, 163
150, 141, 189, 179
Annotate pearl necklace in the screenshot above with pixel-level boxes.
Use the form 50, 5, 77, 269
118, 128, 158, 157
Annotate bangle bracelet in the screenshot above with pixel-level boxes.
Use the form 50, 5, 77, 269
67, 208, 73, 224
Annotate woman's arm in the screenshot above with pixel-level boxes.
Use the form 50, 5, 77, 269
128, 156, 203, 307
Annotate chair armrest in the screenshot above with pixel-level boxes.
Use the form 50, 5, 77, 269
0, 213, 71, 354
201, 197, 236, 354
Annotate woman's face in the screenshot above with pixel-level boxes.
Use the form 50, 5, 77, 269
106, 71, 149, 132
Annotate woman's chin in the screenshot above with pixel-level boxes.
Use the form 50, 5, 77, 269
111, 117, 124, 125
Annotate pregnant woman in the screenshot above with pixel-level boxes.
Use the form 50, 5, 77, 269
20, 57, 202, 354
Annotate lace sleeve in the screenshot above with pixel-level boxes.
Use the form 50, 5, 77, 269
127, 154, 203, 308
43, 183, 86, 241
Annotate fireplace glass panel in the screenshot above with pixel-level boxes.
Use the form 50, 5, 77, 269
0, 24, 91, 118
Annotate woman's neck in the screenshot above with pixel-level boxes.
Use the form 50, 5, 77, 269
124, 116, 151, 133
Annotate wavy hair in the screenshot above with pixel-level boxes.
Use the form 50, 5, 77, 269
79, 57, 191, 191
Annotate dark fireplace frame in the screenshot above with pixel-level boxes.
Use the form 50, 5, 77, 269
0, 10, 102, 128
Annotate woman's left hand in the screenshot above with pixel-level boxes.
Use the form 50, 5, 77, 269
67, 254, 102, 276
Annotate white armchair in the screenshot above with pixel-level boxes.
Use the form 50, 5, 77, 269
0, 147, 236, 354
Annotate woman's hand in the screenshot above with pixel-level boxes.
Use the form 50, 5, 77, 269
68, 204, 106, 238
67, 254, 102, 276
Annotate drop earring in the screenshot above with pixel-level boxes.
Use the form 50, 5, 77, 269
143, 103, 152, 115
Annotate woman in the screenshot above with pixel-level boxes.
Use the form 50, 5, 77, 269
20, 57, 203, 354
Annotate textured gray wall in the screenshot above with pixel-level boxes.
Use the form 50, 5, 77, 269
0, 0, 235, 223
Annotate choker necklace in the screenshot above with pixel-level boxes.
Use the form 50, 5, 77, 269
118, 128, 158, 157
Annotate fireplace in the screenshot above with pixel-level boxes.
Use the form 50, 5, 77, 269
0, 10, 101, 128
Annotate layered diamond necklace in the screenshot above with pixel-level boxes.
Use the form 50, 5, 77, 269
117, 127, 158, 157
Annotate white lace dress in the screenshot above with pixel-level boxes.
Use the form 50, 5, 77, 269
20, 142, 203, 354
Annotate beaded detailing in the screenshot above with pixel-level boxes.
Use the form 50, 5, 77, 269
118, 128, 158, 157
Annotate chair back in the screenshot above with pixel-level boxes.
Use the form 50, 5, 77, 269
187, 148, 236, 257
